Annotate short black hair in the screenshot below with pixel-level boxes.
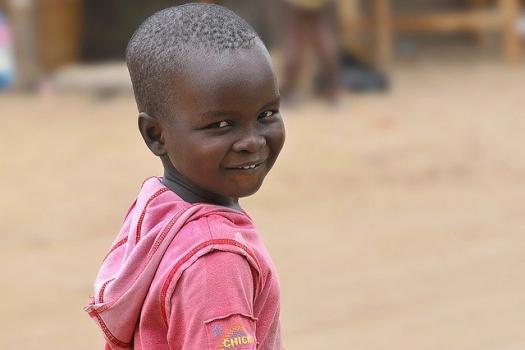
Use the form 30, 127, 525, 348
126, 3, 260, 118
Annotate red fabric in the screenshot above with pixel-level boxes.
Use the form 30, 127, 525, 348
85, 177, 282, 350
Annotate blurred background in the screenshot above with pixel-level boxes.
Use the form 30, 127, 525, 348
1, 0, 525, 349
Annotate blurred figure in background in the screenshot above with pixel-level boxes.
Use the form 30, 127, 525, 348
0, 9, 15, 90
280, 0, 340, 104
199, 0, 389, 103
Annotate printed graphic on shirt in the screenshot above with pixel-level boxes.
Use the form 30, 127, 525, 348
205, 313, 256, 350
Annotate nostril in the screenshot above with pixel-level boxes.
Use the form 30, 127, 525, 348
233, 134, 266, 153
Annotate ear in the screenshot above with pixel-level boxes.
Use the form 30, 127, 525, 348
138, 112, 166, 156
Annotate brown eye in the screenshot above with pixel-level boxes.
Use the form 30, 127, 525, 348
259, 110, 275, 119
207, 120, 231, 129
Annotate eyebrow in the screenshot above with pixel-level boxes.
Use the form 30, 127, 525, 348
200, 96, 280, 119
200, 110, 240, 118
257, 96, 280, 113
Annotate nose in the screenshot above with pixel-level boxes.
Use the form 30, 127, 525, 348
232, 128, 266, 153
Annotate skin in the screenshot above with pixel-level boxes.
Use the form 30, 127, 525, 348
138, 43, 285, 210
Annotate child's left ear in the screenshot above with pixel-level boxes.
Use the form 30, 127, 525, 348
138, 112, 166, 156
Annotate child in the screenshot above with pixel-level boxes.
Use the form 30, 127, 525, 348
85, 4, 285, 350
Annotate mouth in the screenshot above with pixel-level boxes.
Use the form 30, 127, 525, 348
225, 160, 266, 171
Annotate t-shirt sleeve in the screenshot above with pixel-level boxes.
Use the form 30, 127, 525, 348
167, 250, 258, 350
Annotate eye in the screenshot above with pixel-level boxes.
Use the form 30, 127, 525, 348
259, 110, 276, 119
207, 120, 231, 129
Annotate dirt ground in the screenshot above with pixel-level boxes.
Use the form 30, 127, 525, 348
1, 61, 525, 350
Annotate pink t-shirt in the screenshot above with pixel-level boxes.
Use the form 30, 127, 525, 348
85, 177, 282, 350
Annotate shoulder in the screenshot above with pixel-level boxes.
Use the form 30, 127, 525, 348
174, 208, 258, 260
169, 251, 257, 318
159, 222, 263, 315
168, 242, 258, 292
180, 250, 256, 291
194, 249, 255, 274
201, 209, 255, 238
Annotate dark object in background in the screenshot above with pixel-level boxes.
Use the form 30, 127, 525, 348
339, 49, 389, 92
315, 49, 389, 93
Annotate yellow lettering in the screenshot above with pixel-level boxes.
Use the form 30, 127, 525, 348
222, 333, 254, 349
231, 337, 240, 346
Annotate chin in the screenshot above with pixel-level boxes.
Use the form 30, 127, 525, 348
229, 182, 264, 198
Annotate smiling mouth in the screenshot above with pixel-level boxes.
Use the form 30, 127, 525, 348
226, 161, 265, 170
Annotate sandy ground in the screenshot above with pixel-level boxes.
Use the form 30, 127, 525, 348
1, 61, 525, 349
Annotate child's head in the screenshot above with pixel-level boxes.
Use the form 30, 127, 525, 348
126, 3, 285, 203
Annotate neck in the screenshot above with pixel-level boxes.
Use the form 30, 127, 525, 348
161, 158, 241, 210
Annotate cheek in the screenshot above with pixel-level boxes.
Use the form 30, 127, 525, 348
178, 136, 229, 169
267, 121, 286, 155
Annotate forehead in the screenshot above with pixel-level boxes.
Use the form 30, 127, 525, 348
168, 45, 279, 118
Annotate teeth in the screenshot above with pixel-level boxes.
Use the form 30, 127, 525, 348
240, 164, 256, 170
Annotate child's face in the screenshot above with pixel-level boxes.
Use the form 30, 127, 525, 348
160, 45, 285, 200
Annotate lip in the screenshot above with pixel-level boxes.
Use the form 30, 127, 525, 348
224, 159, 266, 170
